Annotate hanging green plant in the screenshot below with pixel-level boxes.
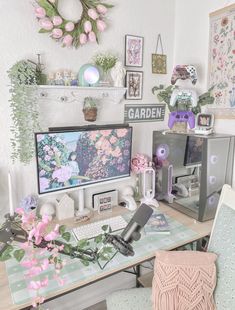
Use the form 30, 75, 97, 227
8, 61, 41, 164
34, 0, 114, 48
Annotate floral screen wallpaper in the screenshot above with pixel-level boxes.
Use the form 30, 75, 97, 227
208, 4, 235, 118
35, 127, 132, 194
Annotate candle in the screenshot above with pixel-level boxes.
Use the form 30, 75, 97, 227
8, 171, 14, 217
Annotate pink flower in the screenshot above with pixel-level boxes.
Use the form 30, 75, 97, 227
52, 166, 72, 182
131, 153, 149, 174
39, 18, 53, 31
53, 15, 63, 26
88, 8, 98, 20
44, 224, 60, 241
37, 134, 44, 142
84, 20, 92, 33
41, 259, 49, 271
65, 22, 75, 32
112, 147, 121, 158
21, 259, 37, 268
52, 28, 63, 39
117, 128, 128, 137
35, 7, 46, 18
27, 266, 42, 277
101, 130, 112, 137
63, 34, 73, 46
96, 4, 108, 14
88, 31, 97, 42
97, 19, 106, 32
109, 135, 117, 144
79, 33, 87, 45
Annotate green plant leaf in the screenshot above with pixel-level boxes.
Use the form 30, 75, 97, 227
77, 239, 89, 248
81, 260, 89, 266
94, 234, 103, 244
13, 249, 25, 262
59, 225, 66, 235
64, 244, 71, 254
62, 232, 71, 242
38, 0, 57, 17
39, 28, 51, 33
101, 225, 109, 232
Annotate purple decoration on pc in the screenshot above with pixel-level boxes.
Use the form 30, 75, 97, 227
156, 144, 169, 160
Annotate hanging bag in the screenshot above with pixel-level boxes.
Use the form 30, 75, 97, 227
152, 34, 167, 74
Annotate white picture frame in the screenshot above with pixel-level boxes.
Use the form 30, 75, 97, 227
125, 35, 144, 67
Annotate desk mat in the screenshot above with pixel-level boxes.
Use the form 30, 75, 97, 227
5, 214, 197, 306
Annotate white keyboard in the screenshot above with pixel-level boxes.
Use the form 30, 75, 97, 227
72, 215, 127, 241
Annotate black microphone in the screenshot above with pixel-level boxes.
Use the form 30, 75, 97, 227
104, 204, 153, 256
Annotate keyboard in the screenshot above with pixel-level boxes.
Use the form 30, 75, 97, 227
72, 215, 127, 241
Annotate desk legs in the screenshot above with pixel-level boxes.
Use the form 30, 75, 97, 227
123, 264, 141, 287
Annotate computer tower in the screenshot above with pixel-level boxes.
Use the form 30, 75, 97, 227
153, 131, 235, 221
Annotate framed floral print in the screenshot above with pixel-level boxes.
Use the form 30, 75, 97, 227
125, 35, 144, 67
207, 4, 235, 119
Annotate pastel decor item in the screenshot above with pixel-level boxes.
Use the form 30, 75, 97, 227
152, 251, 217, 310
110, 61, 126, 87
79, 64, 100, 86
55, 194, 74, 220
34, 0, 114, 49
171, 65, 197, 85
39, 202, 55, 220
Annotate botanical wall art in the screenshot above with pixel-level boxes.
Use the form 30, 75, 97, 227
34, 0, 113, 48
208, 3, 235, 118
126, 71, 143, 100
152, 34, 167, 74
125, 35, 144, 67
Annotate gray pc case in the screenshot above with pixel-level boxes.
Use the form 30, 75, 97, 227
153, 131, 235, 222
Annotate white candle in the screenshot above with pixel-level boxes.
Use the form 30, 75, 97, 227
8, 172, 14, 217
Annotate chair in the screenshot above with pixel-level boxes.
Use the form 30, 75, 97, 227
106, 184, 235, 310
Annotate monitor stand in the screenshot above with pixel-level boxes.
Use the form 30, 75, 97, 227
75, 188, 91, 221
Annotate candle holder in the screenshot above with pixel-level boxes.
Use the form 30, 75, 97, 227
0, 213, 28, 256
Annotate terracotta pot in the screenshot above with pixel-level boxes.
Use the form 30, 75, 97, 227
83, 107, 97, 122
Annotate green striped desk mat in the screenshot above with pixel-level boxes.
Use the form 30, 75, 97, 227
5, 214, 197, 306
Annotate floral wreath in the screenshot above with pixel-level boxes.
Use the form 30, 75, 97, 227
34, 0, 113, 48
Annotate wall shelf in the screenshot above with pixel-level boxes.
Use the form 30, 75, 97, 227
37, 85, 127, 104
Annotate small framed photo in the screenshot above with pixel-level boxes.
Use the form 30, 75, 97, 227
125, 35, 144, 67
126, 71, 143, 100
92, 190, 118, 214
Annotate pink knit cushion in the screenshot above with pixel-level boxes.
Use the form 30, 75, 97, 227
152, 251, 217, 310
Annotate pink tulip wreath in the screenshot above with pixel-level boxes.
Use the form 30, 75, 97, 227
34, 0, 113, 48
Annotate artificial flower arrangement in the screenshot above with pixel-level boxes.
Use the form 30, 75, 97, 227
94, 53, 118, 76
34, 0, 114, 48
0, 208, 113, 309
131, 153, 150, 201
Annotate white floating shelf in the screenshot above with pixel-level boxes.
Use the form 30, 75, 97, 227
37, 85, 127, 104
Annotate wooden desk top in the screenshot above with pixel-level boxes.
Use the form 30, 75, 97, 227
0, 203, 213, 310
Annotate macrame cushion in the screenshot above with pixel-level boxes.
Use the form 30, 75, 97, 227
152, 251, 217, 310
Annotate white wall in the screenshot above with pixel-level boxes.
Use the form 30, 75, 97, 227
174, 0, 235, 163
0, 0, 175, 218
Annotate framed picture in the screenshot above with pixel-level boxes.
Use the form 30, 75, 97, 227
126, 71, 143, 100
92, 190, 118, 213
207, 3, 235, 119
125, 35, 144, 67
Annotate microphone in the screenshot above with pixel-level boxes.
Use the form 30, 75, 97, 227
104, 204, 153, 256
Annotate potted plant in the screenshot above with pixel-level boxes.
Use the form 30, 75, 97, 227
83, 97, 98, 122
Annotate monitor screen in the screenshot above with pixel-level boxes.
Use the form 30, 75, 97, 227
184, 136, 203, 167
35, 125, 132, 194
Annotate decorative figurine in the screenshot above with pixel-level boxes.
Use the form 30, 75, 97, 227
70, 72, 78, 86
63, 70, 71, 86
55, 71, 64, 85
110, 61, 126, 87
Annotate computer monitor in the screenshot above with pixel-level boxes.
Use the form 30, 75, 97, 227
35, 125, 132, 194
184, 136, 203, 167
35, 125, 132, 214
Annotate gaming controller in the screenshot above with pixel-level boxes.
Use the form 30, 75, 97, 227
170, 89, 198, 107
168, 111, 195, 129
171, 65, 197, 85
